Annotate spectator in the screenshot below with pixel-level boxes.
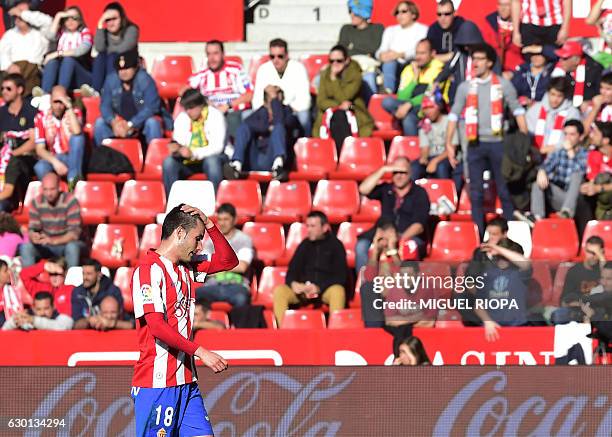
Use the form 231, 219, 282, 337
195, 203, 253, 309
38, 6, 92, 94
584, 72, 612, 132
92, 2, 139, 92
0, 212, 26, 257
0, 1, 51, 95
446, 43, 527, 238
72, 257, 123, 328
19, 256, 73, 299
426, 0, 467, 64
19, 172, 83, 267
188, 40, 253, 139
376, 1, 428, 93
33, 85, 85, 188
338, 0, 383, 100
0, 0, 43, 31
511, 45, 556, 105
162, 88, 226, 194
313, 44, 374, 154
585, 262, 612, 318
526, 77, 580, 155
2, 291, 73, 330
94, 49, 169, 147
0, 258, 20, 326
382, 38, 445, 136
482, 0, 522, 74
551, 40, 602, 110
193, 301, 225, 331
252, 39, 311, 135
273, 211, 347, 326
0, 73, 38, 212
586, 0, 612, 68
76, 294, 133, 331
393, 336, 431, 365
511, 0, 571, 47
562, 236, 606, 301
356, 157, 430, 272
228, 85, 297, 180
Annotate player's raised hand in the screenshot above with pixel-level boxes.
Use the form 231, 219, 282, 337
180, 204, 210, 227
195, 347, 228, 373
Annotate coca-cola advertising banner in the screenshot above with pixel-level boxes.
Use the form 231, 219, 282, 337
0, 366, 611, 436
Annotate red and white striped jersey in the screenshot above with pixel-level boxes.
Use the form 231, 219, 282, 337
131, 250, 209, 388
57, 27, 93, 52
188, 60, 252, 107
34, 108, 83, 155
520, 0, 564, 26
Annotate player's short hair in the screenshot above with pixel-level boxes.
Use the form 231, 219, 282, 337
307, 210, 328, 226
82, 258, 102, 272
269, 38, 288, 51
34, 291, 54, 305
206, 39, 224, 53
161, 204, 203, 240
217, 203, 236, 219
486, 217, 509, 234
564, 119, 584, 136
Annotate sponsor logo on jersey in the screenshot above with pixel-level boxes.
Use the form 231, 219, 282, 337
141, 284, 153, 303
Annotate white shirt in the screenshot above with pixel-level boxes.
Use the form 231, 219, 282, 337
375, 22, 429, 62
0, 10, 52, 70
172, 106, 226, 160
252, 59, 311, 112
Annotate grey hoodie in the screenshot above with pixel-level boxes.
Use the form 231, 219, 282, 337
526, 92, 581, 151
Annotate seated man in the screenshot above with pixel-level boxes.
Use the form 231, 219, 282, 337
584, 72, 612, 133
228, 85, 297, 180
562, 236, 606, 300
162, 88, 226, 194
273, 211, 347, 326
19, 172, 83, 267
1, 291, 73, 330
94, 49, 169, 146
196, 203, 253, 309
76, 295, 133, 331
33, 85, 85, 188
19, 256, 73, 299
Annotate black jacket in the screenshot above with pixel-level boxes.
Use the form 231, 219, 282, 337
427, 16, 466, 55
564, 55, 603, 104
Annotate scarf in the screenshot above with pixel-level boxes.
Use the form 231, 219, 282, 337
184, 106, 209, 165
465, 56, 473, 81
599, 104, 612, 122
319, 107, 359, 139
465, 73, 503, 142
1, 283, 22, 321
42, 111, 72, 155
534, 105, 567, 149
553, 59, 586, 107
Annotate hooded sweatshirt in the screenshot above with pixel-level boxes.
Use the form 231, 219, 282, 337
526, 92, 581, 151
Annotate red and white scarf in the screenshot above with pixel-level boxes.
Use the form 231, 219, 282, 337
1, 283, 22, 322
465, 73, 504, 142
465, 56, 474, 81
534, 104, 567, 149
598, 104, 612, 122
553, 59, 586, 107
319, 107, 359, 139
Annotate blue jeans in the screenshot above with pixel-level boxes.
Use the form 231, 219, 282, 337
355, 235, 426, 274
41, 57, 92, 93
196, 282, 251, 307
92, 52, 117, 92
295, 109, 312, 137
381, 60, 400, 92
34, 134, 85, 181
381, 97, 419, 136
361, 72, 377, 105
232, 122, 287, 171
20, 240, 84, 268
162, 154, 225, 194
93, 116, 163, 146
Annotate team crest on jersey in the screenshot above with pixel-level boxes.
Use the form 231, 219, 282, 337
141, 284, 153, 302
174, 296, 194, 318
157, 428, 167, 437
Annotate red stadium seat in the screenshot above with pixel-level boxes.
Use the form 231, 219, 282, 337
256, 180, 311, 223
256, 266, 287, 308
53, 287, 72, 316
263, 309, 277, 329
290, 137, 337, 181
14, 180, 68, 224
90, 224, 139, 268
529, 261, 553, 307
415, 178, 458, 215
277, 222, 307, 266
330, 137, 386, 180
114, 266, 134, 313
225, 55, 244, 66
551, 262, 574, 306
328, 309, 364, 329
207, 310, 230, 329
387, 136, 420, 162
450, 183, 501, 222
151, 55, 194, 100
139, 224, 162, 258
81, 96, 100, 136
337, 222, 372, 268
215, 180, 262, 224
89, 139, 143, 182
248, 54, 270, 84
242, 222, 285, 266
352, 197, 381, 223
435, 309, 464, 328
581, 220, 612, 259
312, 180, 360, 223
281, 309, 326, 329
300, 54, 328, 93
531, 219, 579, 262
73, 181, 118, 225
429, 221, 480, 263
368, 94, 402, 140
111, 180, 166, 225
138, 138, 170, 180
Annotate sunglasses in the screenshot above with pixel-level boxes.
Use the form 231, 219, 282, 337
64, 15, 78, 21
395, 9, 410, 16
329, 58, 345, 64
49, 272, 65, 277
393, 171, 408, 175
269, 54, 285, 60
437, 12, 453, 17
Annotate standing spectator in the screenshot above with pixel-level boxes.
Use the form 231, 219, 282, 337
445, 43, 527, 238
39, 6, 92, 94
356, 157, 430, 272
252, 39, 311, 135
19, 257, 72, 299
0, 73, 38, 212
511, 45, 556, 105
511, 0, 571, 47
92, 2, 139, 92
376, 1, 428, 93
33, 85, 85, 188
188, 40, 253, 139
0, 212, 26, 257
94, 49, 168, 147
393, 337, 431, 365
72, 258, 123, 328
586, 0, 612, 68
196, 203, 253, 309
273, 211, 347, 326
426, 0, 467, 64
19, 172, 83, 267
482, 0, 523, 73
2, 291, 73, 330
562, 236, 606, 300
584, 72, 612, 133
162, 88, 226, 194
313, 45, 374, 154
76, 295, 132, 331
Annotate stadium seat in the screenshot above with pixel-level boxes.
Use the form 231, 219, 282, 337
14, 180, 68, 224
111, 180, 166, 225
64, 266, 111, 287
256, 180, 311, 223
215, 180, 262, 223
89, 138, 144, 182
248, 54, 270, 84
207, 310, 230, 329
256, 266, 287, 308
151, 55, 194, 100
73, 181, 118, 225
81, 96, 100, 136
90, 224, 139, 268
337, 222, 372, 268
330, 137, 386, 180
280, 309, 326, 329
114, 266, 134, 313
277, 222, 307, 266
290, 137, 337, 181
225, 55, 244, 66
415, 178, 458, 215
157, 180, 215, 224
139, 223, 162, 258
242, 222, 285, 266
551, 262, 574, 306
435, 309, 464, 328
263, 309, 277, 329
387, 136, 420, 162
368, 94, 402, 140
529, 261, 553, 307
312, 180, 360, 223
581, 220, 612, 258
138, 138, 171, 181
54, 287, 72, 316
531, 219, 579, 262
352, 197, 381, 222
300, 54, 328, 93
450, 183, 501, 222
328, 308, 364, 329
429, 221, 480, 263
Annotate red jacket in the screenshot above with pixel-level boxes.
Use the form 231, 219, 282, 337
482, 12, 523, 73
19, 260, 74, 315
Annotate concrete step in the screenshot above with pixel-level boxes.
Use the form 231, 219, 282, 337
254, 4, 348, 24
247, 22, 340, 43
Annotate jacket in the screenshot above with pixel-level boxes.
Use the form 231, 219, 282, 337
526, 93, 581, 150
482, 12, 522, 72
20, 260, 74, 298
396, 58, 447, 105
511, 61, 554, 102
245, 99, 299, 137
558, 55, 603, 104
71, 275, 123, 321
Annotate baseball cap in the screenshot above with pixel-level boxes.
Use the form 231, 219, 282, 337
555, 40, 583, 59
115, 50, 139, 70
421, 95, 436, 109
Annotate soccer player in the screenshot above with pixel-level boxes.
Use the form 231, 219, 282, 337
130, 203, 238, 437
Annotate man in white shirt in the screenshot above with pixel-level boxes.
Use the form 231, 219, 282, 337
252, 38, 311, 135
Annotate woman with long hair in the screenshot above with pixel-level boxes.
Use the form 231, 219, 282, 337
0, 212, 25, 258
393, 336, 431, 365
